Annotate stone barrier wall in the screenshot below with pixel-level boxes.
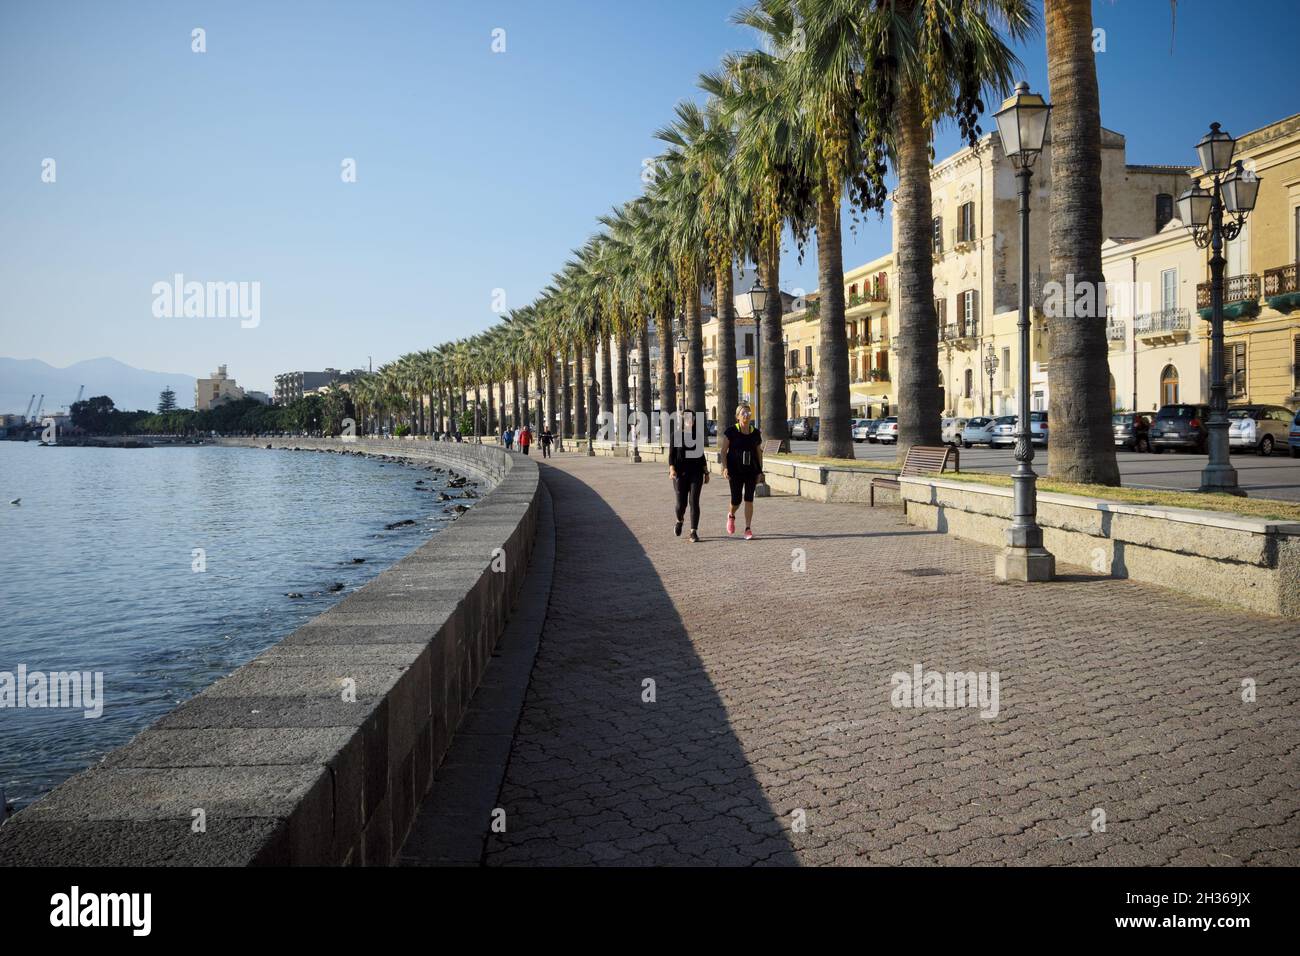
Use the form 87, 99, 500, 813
899, 476, 1300, 619
0, 438, 541, 865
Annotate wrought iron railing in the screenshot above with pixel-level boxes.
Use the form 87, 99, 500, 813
1133, 308, 1189, 335
1197, 274, 1260, 308
1264, 263, 1298, 296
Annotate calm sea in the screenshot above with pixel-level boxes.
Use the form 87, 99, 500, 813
0, 441, 469, 811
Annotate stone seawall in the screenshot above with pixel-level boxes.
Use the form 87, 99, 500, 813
0, 438, 541, 865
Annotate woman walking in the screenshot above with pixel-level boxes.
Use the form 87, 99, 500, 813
719, 402, 764, 540
519, 424, 532, 456
668, 409, 709, 543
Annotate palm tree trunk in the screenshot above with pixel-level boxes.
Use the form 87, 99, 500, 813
560, 345, 572, 439
535, 368, 545, 430
512, 370, 522, 429
637, 321, 652, 444
473, 385, 482, 437
656, 292, 677, 436
816, 194, 853, 458
487, 381, 496, 436
574, 341, 587, 440
497, 380, 506, 434
587, 337, 599, 442
599, 332, 613, 435
895, 92, 944, 459
716, 269, 737, 441
760, 237, 788, 447
615, 331, 630, 443
1046, 0, 1120, 485
545, 358, 556, 437
685, 282, 706, 415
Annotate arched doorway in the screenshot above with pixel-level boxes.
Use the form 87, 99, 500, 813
1108, 373, 1117, 410
1160, 364, 1179, 406
790, 390, 799, 416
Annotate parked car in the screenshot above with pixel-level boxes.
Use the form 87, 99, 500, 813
1291, 408, 1300, 459
790, 416, 820, 441
941, 417, 968, 446
1228, 404, 1295, 456
706, 419, 718, 437
851, 419, 872, 442
960, 416, 998, 448
864, 419, 884, 442
990, 412, 1048, 448
1149, 403, 1210, 453
875, 417, 899, 444
1112, 412, 1151, 452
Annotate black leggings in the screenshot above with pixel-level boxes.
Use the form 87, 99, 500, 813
674, 475, 703, 530
728, 470, 758, 506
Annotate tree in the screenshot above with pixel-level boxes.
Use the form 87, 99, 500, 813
1045, 0, 1120, 485
157, 387, 177, 413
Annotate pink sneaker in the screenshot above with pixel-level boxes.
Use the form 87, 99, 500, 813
726, 513, 736, 535
744, 528, 754, 540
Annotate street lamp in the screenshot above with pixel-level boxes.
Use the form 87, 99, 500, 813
673, 316, 687, 415
1177, 122, 1260, 496
745, 280, 768, 427
983, 342, 999, 417
630, 354, 642, 463
585, 372, 596, 456
993, 81, 1055, 582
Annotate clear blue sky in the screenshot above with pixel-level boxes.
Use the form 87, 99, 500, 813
1, 0, 1294, 393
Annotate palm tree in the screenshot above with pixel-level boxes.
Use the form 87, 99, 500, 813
1045, 0, 1119, 485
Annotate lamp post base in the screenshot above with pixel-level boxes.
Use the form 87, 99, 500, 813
631, 447, 642, 463
995, 546, 1055, 582
1198, 465, 1246, 496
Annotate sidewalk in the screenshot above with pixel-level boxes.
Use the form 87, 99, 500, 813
458, 451, 1300, 865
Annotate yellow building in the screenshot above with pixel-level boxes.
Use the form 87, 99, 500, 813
194, 364, 245, 411
1196, 113, 1300, 409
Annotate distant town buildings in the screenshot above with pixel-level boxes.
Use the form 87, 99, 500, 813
273, 368, 366, 405
194, 364, 246, 411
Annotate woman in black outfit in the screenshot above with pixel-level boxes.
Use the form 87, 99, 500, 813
668, 409, 709, 543
719, 402, 763, 540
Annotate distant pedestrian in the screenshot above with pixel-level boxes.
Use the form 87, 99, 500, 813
669, 409, 708, 543
503, 427, 514, 450
519, 425, 532, 456
541, 426, 554, 458
719, 402, 763, 540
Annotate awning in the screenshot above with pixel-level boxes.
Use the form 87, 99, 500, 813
850, 382, 891, 403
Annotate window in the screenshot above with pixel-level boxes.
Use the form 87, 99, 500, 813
1002, 347, 1011, 389
932, 217, 943, 254
1160, 364, 1180, 405
960, 290, 978, 335
805, 345, 813, 368
963, 368, 973, 399
934, 297, 947, 326
789, 349, 799, 369
790, 390, 799, 415
1227, 342, 1247, 397
745, 333, 754, 356
1161, 269, 1177, 312
958, 201, 975, 242
1156, 193, 1174, 232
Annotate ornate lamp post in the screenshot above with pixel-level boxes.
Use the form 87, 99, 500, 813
745, 279, 770, 496
629, 353, 642, 463
1177, 123, 1260, 496
585, 372, 596, 456
983, 342, 999, 417
993, 81, 1054, 582
673, 317, 688, 415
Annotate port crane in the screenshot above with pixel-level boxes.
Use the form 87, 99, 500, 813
31, 394, 44, 423
22, 395, 35, 420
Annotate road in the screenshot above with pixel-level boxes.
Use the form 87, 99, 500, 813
786, 439, 1300, 501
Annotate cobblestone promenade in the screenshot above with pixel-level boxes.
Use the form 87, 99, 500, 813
466, 452, 1299, 865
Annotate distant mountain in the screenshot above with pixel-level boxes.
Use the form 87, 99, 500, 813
0, 357, 198, 415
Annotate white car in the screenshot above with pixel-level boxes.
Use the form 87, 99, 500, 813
851, 419, 871, 442
875, 417, 899, 444
941, 417, 968, 446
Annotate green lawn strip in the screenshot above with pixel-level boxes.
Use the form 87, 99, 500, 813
927, 471, 1300, 522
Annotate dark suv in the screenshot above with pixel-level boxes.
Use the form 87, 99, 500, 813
1149, 403, 1210, 453
790, 417, 820, 441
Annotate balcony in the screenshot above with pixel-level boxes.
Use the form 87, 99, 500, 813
846, 289, 889, 310
1263, 263, 1300, 313
1134, 308, 1189, 345
1105, 320, 1125, 343
702, 347, 715, 359
1196, 274, 1261, 321
941, 323, 979, 349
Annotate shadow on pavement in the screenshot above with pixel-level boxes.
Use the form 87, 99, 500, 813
484, 463, 800, 866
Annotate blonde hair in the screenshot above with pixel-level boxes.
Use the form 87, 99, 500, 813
735, 402, 753, 419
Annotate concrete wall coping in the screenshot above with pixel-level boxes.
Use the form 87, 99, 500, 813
901, 475, 1300, 536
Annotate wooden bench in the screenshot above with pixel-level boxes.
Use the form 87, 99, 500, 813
761, 438, 783, 456
869, 445, 959, 511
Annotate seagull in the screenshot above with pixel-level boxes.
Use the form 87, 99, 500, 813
8, 498, 19, 506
